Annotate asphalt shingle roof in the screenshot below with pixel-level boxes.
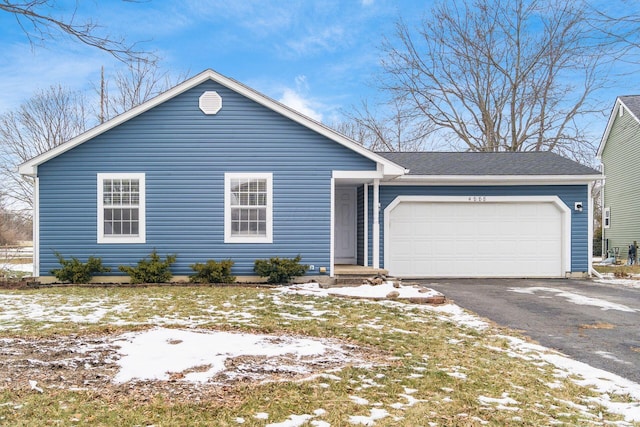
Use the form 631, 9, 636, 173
619, 95, 640, 119
376, 151, 600, 176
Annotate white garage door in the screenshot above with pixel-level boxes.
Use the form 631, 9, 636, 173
386, 198, 567, 278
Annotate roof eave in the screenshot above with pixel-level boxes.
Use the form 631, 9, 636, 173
388, 174, 603, 185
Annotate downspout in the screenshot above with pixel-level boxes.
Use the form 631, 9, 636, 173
591, 174, 605, 279
588, 181, 598, 278
32, 175, 40, 277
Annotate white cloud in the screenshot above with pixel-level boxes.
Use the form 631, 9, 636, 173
285, 26, 347, 57
279, 88, 323, 122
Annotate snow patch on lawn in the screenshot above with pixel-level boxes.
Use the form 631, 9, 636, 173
279, 281, 441, 300
113, 327, 361, 384
500, 335, 640, 423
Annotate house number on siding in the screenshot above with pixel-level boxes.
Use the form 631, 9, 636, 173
467, 196, 487, 202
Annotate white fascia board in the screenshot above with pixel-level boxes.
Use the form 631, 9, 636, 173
332, 170, 384, 180
597, 97, 640, 159
385, 174, 603, 186
19, 69, 406, 178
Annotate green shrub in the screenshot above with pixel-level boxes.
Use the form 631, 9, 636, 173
118, 250, 177, 284
50, 252, 111, 284
189, 259, 236, 284
253, 255, 309, 284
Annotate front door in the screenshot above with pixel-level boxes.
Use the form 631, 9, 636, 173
335, 187, 357, 264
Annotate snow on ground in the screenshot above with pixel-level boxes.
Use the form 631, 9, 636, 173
509, 286, 638, 312
113, 327, 361, 384
280, 282, 640, 423
1, 280, 639, 423
282, 281, 442, 300
500, 335, 640, 423
0, 263, 33, 275
596, 276, 640, 289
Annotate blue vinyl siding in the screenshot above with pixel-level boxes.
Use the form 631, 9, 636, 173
367, 185, 590, 273
38, 80, 376, 277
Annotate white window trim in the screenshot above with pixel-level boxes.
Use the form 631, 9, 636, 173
97, 173, 146, 244
224, 172, 273, 243
604, 207, 611, 229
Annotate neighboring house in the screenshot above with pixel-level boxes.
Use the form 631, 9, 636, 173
20, 69, 601, 282
597, 95, 640, 259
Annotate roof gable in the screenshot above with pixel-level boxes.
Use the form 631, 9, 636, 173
597, 95, 640, 158
19, 69, 405, 177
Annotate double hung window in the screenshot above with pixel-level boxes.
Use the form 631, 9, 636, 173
97, 173, 145, 243
225, 173, 272, 243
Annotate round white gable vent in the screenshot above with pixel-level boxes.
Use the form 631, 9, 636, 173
199, 91, 222, 115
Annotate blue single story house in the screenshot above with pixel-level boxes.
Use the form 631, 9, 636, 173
20, 69, 602, 282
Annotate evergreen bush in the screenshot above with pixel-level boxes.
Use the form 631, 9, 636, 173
50, 252, 111, 284
189, 259, 236, 284
253, 255, 309, 284
118, 250, 177, 284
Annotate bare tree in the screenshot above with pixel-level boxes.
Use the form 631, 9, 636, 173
0, 199, 32, 245
1, 0, 155, 63
375, 0, 612, 156
97, 61, 189, 122
0, 85, 88, 209
588, 2, 640, 62
0, 61, 186, 210
338, 99, 432, 152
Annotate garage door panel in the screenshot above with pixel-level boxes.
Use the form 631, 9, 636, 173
387, 201, 564, 278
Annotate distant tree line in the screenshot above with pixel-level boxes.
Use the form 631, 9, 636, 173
0, 199, 31, 245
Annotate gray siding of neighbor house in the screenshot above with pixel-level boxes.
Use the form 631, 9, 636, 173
366, 185, 591, 273
37, 80, 376, 277
601, 108, 640, 257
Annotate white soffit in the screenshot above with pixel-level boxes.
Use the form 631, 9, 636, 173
199, 91, 222, 115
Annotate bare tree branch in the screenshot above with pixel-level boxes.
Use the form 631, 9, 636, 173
0, 0, 156, 63
0, 62, 186, 211
335, 98, 433, 152
0, 85, 88, 209
95, 61, 189, 122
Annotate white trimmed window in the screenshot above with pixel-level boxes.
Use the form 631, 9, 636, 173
97, 173, 146, 243
225, 173, 272, 243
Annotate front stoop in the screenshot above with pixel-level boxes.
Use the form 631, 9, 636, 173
332, 265, 390, 287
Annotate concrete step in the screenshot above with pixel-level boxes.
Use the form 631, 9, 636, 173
334, 273, 392, 287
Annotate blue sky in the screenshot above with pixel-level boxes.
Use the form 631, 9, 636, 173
0, 0, 427, 124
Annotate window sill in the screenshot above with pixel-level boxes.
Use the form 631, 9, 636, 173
98, 236, 146, 244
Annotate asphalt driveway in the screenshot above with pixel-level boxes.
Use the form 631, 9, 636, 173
421, 278, 640, 383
